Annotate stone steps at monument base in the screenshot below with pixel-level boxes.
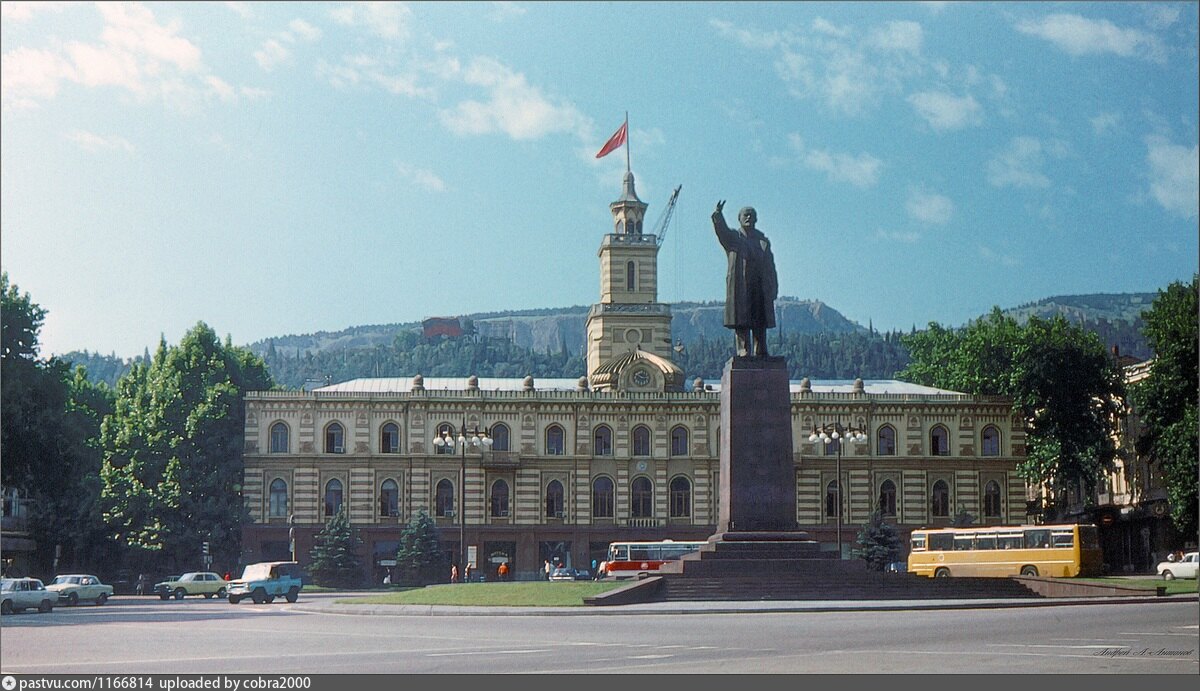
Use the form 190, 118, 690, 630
655, 575, 1041, 601
663, 557, 872, 577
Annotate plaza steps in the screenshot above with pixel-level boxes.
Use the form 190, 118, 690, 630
654, 572, 1042, 602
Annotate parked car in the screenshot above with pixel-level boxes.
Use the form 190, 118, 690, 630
154, 572, 229, 600
46, 574, 114, 606
1157, 552, 1199, 580
573, 569, 592, 581
549, 567, 576, 581
1, 577, 55, 615
227, 561, 303, 604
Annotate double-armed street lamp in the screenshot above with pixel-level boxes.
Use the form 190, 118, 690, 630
432, 420, 492, 579
809, 421, 868, 558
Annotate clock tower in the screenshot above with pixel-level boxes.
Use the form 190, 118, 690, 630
586, 170, 683, 392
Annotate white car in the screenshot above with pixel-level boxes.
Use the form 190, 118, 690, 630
1, 577, 56, 615
1157, 552, 1199, 580
46, 574, 114, 606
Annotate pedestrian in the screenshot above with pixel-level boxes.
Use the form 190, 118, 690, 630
383, 572, 391, 585
543, 559, 551, 581
464, 563, 472, 582
451, 564, 459, 583
497, 561, 509, 581
223, 571, 231, 581
136, 573, 147, 596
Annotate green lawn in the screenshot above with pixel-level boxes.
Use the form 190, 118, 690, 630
337, 581, 627, 607
1072, 577, 1199, 596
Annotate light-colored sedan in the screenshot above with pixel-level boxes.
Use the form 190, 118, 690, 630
46, 574, 114, 606
155, 572, 229, 599
1157, 552, 1199, 580
1, 577, 56, 614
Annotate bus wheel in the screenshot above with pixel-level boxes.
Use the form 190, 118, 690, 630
1020, 566, 1039, 577
934, 568, 951, 578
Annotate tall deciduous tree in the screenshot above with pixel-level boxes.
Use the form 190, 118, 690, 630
1, 273, 115, 574
899, 309, 1124, 504
99, 322, 272, 572
307, 506, 364, 588
1131, 277, 1198, 535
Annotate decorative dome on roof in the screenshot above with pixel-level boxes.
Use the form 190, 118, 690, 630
412, 374, 424, 392
467, 375, 479, 391
589, 346, 684, 392
522, 375, 535, 391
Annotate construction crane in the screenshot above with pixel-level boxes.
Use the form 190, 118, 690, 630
653, 185, 683, 247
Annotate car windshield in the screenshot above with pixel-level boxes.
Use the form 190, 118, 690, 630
240, 564, 273, 581
51, 576, 81, 585
0, 580, 15, 592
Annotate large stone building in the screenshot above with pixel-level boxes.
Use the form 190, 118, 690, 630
240, 171, 1030, 582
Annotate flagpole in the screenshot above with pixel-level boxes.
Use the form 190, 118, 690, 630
624, 111, 630, 173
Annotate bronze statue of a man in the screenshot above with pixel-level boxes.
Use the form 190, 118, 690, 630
713, 200, 778, 357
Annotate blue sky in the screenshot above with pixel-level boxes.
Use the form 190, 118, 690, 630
2, 1, 1197, 360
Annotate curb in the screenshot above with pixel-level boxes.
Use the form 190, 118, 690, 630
292, 593, 1198, 617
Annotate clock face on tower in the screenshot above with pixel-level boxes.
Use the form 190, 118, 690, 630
632, 369, 651, 387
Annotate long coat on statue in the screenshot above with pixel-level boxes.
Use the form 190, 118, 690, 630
714, 213, 778, 330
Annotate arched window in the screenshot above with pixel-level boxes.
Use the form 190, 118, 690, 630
434, 423, 454, 454
983, 480, 1002, 517
981, 426, 1001, 456
877, 425, 896, 456
325, 423, 345, 454
379, 479, 399, 517
825, 479, 844, 518
380, 423, 400, 454
268, 478, 288, 518
669, 476, 691, 518
435, 479, 455, 517
632, 425, 651, 457
545, 425, 565, 455
670, 426, 689, 457
930, 425, 950, 456
491, 423, 510, 452
631, 476, 653, 518
324, 479, 343, 517
545, 480, 564, 518
592, 476, 614, 518
626, 261, 636, 291
490, 479, 510, 517
269, 422, 289, 454
878, 479, 897, 517
931, 480, 950, 517
593, 425, 613, 456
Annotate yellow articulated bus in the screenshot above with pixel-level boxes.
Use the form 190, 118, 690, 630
908, 524, 1103, 578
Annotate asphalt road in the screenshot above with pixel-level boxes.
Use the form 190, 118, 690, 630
0, 593, 1196, 674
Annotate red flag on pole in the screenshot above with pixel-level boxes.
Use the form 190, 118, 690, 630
594, 120, 628, 159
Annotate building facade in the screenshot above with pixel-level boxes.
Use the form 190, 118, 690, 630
240, 171, 1030, 582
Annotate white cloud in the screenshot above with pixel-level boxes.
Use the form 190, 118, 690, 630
869, 21, 923, 53
395, 162, 447, 192
1015, 13, 1166, 63
906, 188, 954, 224
0, 47, 75, 108
987, 136, 1053, 189
65, 130, 135, 153
1143, 4, 1181, 30
907, 91, 982, 130
812, 17, 849, 38
1090, 112, 1121, 135
917, 1, 958, 15
205, 75, 236, 102
439, 57, 585, 140
803, 148, 882, 188
1, 2, 68, 22
489, 2, 527, 21
1145, 136, 1199, 218
288, 19, 323, 42
224, 2, 252, 19
330, 2, 411, 41
254, 39, 291, 71
709, 19, 784, 51
978, 245, 1020, 267
97, 3, 202, 73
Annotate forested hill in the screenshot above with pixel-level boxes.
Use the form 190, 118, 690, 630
62, 292, 1156, 389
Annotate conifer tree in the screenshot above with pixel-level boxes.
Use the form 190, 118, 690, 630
395, 510, 445, 586
307, 506, 365, 588
852, 510, 901, 572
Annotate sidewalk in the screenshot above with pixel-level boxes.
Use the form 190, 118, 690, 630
294, 592, 1199, 617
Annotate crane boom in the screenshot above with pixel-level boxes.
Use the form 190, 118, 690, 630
654, 185, 683, 247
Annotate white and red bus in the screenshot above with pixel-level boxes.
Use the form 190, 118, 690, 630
601, 540, 705, 578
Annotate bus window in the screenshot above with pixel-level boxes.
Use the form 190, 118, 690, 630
998, 533, 1022, 550
975, 533, 997, 550
929, 533, 953, 551
1051, 532, 1074, 548
953, 535, 974, 551
610, 545, 629, 561
1024, 529, 1050, 549
630, 547, 652, 561
910, 535, 927, 552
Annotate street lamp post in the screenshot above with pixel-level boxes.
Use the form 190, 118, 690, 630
432, 420, 492, 580
809, 421, 868, 559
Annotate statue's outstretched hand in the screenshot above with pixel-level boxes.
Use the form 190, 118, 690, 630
714, 200, 725, 216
